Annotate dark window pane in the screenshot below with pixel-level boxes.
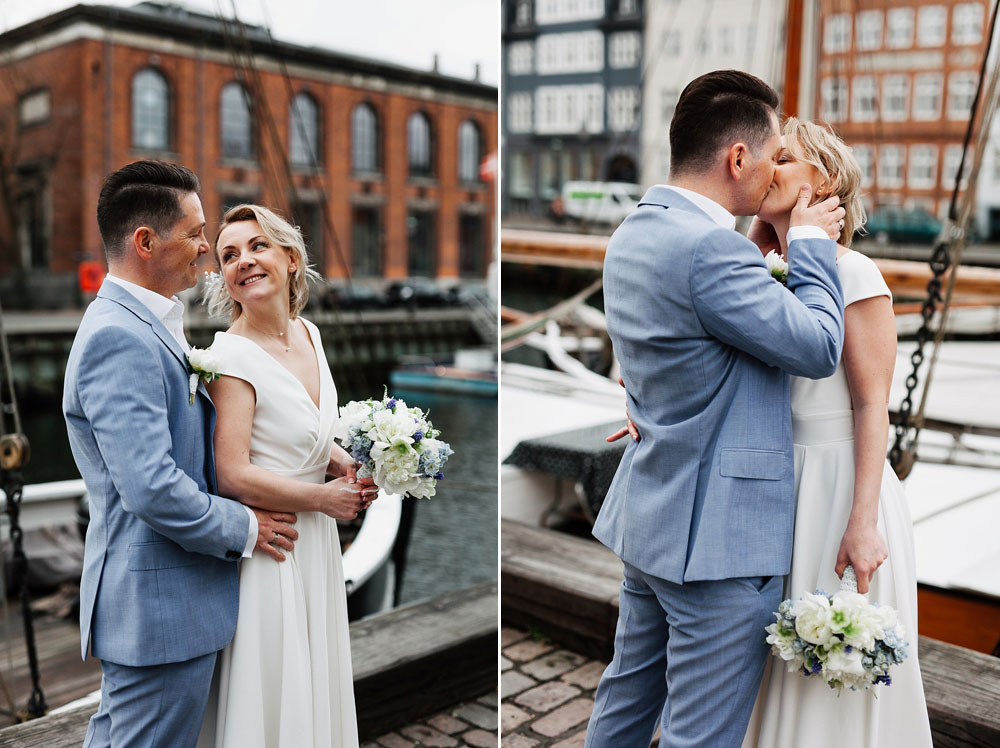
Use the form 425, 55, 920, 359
221, 82, 253, 160
132, 69, 169, 150
351, 104, 379, 173
352, 206, 382, 276
292, 201, 325, 277
290, 93, 319, 166
459, 214, 486, 277
459, 120, 481, 183
407, 113, 432, 176
407, 211, 435, 276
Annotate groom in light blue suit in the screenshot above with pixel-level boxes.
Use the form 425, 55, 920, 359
64, 161, 298, 747
587, 72, 847, 747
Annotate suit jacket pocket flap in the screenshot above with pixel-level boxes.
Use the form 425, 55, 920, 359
720, 448, 785, 480
127, 540, 200, 571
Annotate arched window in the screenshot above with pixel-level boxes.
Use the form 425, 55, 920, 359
220, 82, 254, 160
351, 103, 379, 173
289, 92, 319, 166
407, 112, 433, 177
132, 68, 169, 150
458, 120, 481, 183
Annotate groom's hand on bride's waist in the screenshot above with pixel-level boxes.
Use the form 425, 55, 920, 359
790, 183, 845, 242
251, 509, 299, 561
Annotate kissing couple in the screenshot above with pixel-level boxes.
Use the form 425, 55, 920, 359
63, 160, 375, 747
586, 70, 933, 747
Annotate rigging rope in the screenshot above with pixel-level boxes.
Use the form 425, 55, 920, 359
888, 0, 1000, 479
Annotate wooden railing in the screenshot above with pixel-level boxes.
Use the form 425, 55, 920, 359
502, 520, 1000, 748
0, 581, 497, 746
500, 228, 1000, 308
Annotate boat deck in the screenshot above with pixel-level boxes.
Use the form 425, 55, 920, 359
0, 596, 99, 728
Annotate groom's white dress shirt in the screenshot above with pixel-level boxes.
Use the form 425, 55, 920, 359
104, 273, 257, 557
663, 185, 829, 242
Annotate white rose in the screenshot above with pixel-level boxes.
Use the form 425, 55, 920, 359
765, 622, 800, 663
824, 646, 865, 678
187, 347, 222, 373
764, 249, 788, 278
372, 443, 420, 495
408, 476, 437, 500
370, 408, 418, 446
334, 401, 373, 441
792, 593, 833, 645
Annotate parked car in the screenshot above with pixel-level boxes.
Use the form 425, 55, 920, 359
864, 208, 943, 244
322, 283, 386, 311
561, 181, 643, 226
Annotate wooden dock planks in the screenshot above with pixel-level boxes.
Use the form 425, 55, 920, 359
0, 580, 497, 745
502, 519, 1000, 748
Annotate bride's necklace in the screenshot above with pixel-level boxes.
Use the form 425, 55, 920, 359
244, 316, 292, 353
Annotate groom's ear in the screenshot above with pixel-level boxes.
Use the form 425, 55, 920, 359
727, 143, 748, 180
131, 226, 156, 262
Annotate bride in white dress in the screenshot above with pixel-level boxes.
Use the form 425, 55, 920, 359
197, 204, 377, 748
740, 118, 933, 747
614, 118, 933, 746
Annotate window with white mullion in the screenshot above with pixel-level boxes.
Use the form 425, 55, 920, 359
856, 10, 883, 51
913, 74, 943, 120
948, 71, 979, 120
882, 75, 909, 122
917, 5, 947, 47
853, 145, 875, 188
879, 144, 905, 188
824, 14, 851, 53
953, 3, 984, 45
908, 145, 938, 189
851, 75, 878, 122
887, 8, 914, 49
821, 77, 848, 122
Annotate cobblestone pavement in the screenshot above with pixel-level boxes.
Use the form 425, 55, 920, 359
501, 628, 660, 748
362, 689, 499, 748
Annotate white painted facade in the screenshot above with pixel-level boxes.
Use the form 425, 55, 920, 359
640, 0, 788, 187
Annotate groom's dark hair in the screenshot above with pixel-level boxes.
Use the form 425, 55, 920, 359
97, 160, 200, 262
669, 70, 779, 176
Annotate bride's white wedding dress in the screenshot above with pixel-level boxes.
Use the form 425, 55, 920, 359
198, 317, 358, 748
742, 250, 932, 748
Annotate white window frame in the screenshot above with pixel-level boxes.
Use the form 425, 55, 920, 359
608, 87, 639, 132
508, 93, 533, 133
609, 31, 641, 69
917, 5, 947, 47
852, 75, 878, 122
824, 13, 852, 53
856, 10, 883, 51
887, 7, 914, 49
953, 3, 985, 45
913, 73, 943, 120
536, 0, 604, 25
948, 71, 979, 119
882, 75, 909, 122
879, 144, 905, 188
908, 144, 938, 189
853, 144, 875, 188
536, 31, 604, 74
535, 84, 605, 134
821, 77, 849, 122
508, 42, 534, 75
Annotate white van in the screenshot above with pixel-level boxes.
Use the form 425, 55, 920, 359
560, 181, 643, 226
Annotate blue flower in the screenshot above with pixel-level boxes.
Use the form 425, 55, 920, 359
386, 397, 397, 410
413, 430, 423, 443
435, 471, 444, 480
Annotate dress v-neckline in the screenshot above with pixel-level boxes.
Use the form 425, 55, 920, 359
224, 318, 323, 411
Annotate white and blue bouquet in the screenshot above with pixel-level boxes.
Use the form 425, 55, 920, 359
765, 567, 909, 694
332, 391, 453, 499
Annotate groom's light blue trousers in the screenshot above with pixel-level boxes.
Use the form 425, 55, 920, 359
82, 652, 217, 748
585, 562, 782, 748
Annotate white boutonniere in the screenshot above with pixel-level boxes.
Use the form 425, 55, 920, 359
187, 347, 222, 404
765, 250, 789, 286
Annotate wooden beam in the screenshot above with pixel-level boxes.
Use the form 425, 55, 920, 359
0, 581, 498, 746
502, 520, 1000, 746
783, 0, 804, 118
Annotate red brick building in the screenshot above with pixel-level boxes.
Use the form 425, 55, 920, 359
0, 2, 497, 305
810, 0, 989, 222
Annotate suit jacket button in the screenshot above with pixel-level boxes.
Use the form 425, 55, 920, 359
225, 550, 240, 559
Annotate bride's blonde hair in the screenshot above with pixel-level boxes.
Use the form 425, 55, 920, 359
784, 117, 867, 246
206, 204, 322, 322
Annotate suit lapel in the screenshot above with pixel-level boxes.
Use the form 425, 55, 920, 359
97, 279, 190, 371
638, 185, 715, 223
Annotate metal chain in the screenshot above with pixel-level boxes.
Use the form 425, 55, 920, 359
1, 472, 46, 720
888, 237, 950, 478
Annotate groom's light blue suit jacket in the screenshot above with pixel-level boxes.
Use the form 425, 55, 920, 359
593, 186, 845, 584
63, 280, 250, 666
